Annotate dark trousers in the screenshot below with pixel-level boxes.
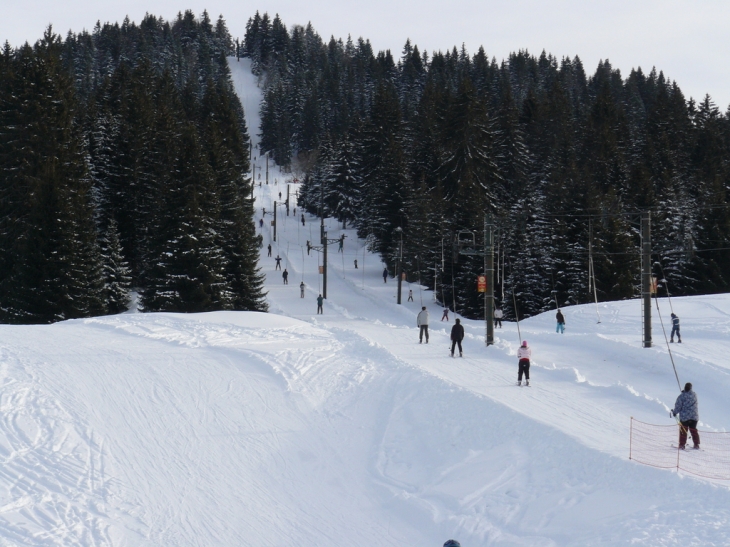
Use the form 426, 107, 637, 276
518, 359, 530, 381
679, 420, 700, 447
419, 325, 429, 342
451, 339, 462, 355
317, 305, 323, 314
494, 318, 502, 328
671, 326, 681, 341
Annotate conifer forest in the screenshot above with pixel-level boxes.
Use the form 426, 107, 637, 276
247, 12, 730, 319
0, 11, 266, 323
1, 10, 729, 323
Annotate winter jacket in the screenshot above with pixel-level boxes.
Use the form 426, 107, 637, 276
556, 311, 565, 324
672, 316, 680, 328
517, 346, 531, 360
494, 309, 503, 319
451, 324, 464, 341
317, 296, 324, 306
417, 310, 429, 326
673, 389, 699, 421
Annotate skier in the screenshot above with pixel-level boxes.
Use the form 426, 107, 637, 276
306, 240, 311, 255
301, 214, 305, 226
382, 268, 388, 283
267, 244, 272, 257
671, 382, 700, 449
670, 313, 681, 343
282, 268, 289, 284
274, 255, 282, 270
338, 234, 345, 252
450, 318, 464, 357
517, 340, 531, 386
279, 191, 282, 199
354, 259, 358, 269
259, 218, 264, 229
316, 294, 324, 314
494, 307, 503, 328
407, 289, 413, 302
262, 207, 266, 216
556, 309, 566, 334
300, 281, 305, 298
417, 306, 429, 343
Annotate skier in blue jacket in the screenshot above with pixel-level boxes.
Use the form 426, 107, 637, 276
670, 313, 681, 343
671, 382, 699, 449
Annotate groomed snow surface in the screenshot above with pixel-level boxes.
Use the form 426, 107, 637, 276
0, 59, 727, 547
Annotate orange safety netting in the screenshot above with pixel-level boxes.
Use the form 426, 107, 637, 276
629, 418, 730, 480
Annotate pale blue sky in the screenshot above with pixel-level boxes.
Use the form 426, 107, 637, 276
4, 0, 728, 109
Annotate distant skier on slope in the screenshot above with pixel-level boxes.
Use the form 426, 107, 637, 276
441, 308, 449, 321
282, 269, 289, 284
450, 318, 464, 357
316, 294, 324, 314
300, 281, 305, 298
382, 268, 388, 283
354, 259, 358, 269
274, 255, 282, 270
494, 306, 503, 328
417, 306, 429, 343
267, 244, 272, 257
671, 382, 700, 449
670, 313, 682, 343
301, 214, 306, 226
556, 309, 565, 334
517, 340, 531, 386
407, 289, 413, 302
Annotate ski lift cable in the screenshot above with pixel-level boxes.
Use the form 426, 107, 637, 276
655, 261, 675, 315
654, 293, 682, 392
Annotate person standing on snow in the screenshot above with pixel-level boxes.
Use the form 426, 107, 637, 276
301, 214, 306, 226
407, 289, 414, 302
274, 255, 282, 270
282, 268, 289, 284
417, 306, 430, 343
671, 382, 700, 449
267, 244, 272, 257
354, 259, 358, 269
517, 340, 531, 386
338, 234, 345, 252
556, 309, 566, 334
441, 308, 449, 321
382, 268, 388, 283
450, 318, 464, 357
670, 313, 682, 343
259, 218, 264, 229
316, 294, 324, 314
494, 307, 503, 328
300, 281, 305, 298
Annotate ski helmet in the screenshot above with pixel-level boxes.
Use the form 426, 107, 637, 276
521, 340, 528, 347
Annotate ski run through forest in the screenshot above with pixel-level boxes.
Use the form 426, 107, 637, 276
0, 9, 729, 547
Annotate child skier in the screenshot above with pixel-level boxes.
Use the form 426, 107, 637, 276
517, 340, 531, 386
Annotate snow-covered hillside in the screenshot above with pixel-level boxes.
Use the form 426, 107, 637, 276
0, 58, 727, 547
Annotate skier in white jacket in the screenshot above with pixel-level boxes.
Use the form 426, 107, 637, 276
417, 306, 430, 344
517, 340, 531, 386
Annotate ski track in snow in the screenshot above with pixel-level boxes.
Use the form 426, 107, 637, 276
0, 57, 727, 546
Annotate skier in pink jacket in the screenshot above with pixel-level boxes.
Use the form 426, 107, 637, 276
517, 340, 531, 386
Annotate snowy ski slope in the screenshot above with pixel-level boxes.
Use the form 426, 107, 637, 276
0, 58, 727, 546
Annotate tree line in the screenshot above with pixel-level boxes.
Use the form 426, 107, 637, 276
245, 12, 730, 318
0, 11, 266, 324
